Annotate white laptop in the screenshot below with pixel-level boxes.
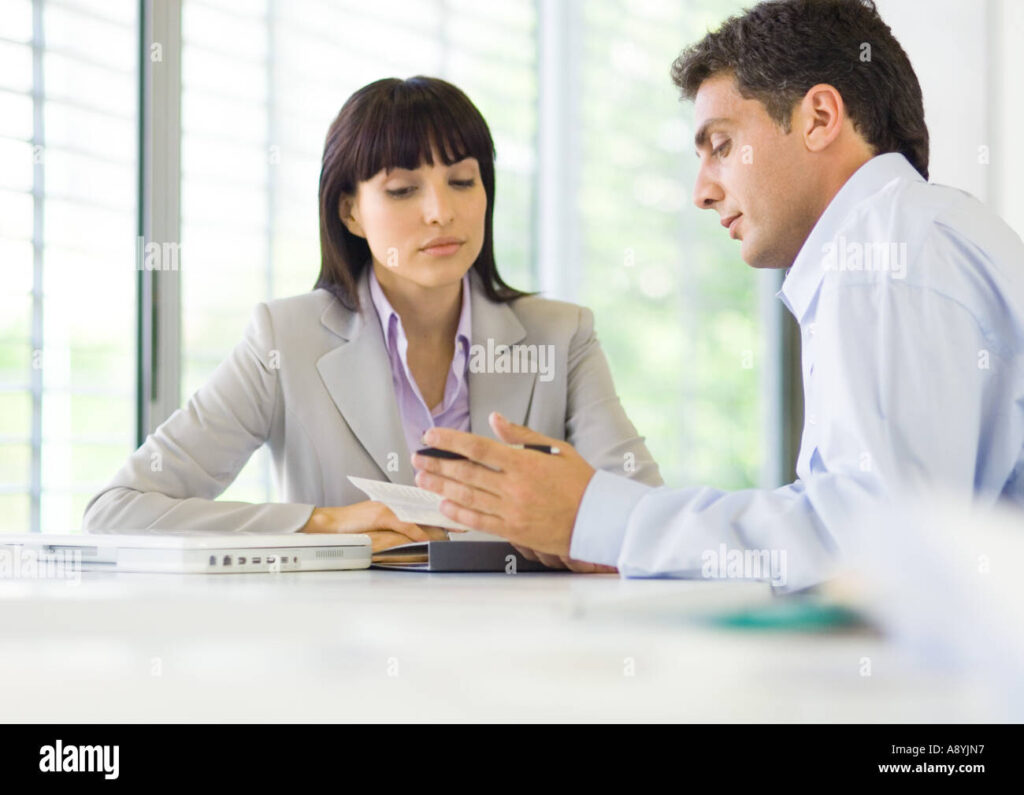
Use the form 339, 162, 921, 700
0, 532, 372, 574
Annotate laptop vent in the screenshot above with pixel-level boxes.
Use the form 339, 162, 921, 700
45, 545, 98, 556
314, 549, 348, 559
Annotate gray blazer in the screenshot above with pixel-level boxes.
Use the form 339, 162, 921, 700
82, 269, 662, 535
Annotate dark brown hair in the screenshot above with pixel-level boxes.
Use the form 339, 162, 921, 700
671, 0, 929, 180
315, 76, 529, 310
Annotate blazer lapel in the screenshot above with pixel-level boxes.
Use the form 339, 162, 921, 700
316, 268, 538, 482
467, 270, 537, 440
316, 272, 413, 484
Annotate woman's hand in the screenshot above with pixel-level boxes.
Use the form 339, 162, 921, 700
300, 501, 453, 552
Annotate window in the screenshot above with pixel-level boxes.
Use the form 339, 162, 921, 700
179, 0, 538, 503
2, 0, 785, 534
177, 0, 764, 503
571, 0, 761, 489
0, 0, 138, 533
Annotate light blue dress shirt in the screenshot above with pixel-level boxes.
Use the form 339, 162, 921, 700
570, 153, 1024, 591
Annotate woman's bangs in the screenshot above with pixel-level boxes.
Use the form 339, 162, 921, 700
354, 93, 488, 181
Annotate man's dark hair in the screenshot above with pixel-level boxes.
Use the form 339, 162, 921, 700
671, 0, 929, 180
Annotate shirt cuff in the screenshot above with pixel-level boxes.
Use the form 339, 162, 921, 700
569, 469, 654, 567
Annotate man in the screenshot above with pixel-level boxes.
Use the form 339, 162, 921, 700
411, 0, 1024, 591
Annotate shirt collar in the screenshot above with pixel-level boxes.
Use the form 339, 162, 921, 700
367, 266, 472, 353
778, 152, 925, 321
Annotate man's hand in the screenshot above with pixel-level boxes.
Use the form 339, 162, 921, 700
411, 412, 597, 559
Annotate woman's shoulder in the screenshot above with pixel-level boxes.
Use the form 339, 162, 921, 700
506, 292, 595, 339
243, 288, 351, 346
262, 288, 338, 317
256, 288, 349, 328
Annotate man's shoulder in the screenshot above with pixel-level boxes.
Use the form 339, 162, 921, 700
827, 177, 1024, 355
835, 176, 1024, 284
897, 181, 1024, 296
879, 177, 1022, 257
842, 176, 961, 243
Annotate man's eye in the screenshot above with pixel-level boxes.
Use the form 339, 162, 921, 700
386, 186, 415, 197
712, 141, 731, 159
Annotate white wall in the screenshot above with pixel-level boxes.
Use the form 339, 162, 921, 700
991, 0, 1024, 237
875, 0, 989, 200
876, 0, 1023, 237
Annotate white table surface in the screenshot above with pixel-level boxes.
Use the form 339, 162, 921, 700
0, 568, 1004, 722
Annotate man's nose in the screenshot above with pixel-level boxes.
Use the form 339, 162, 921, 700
692, 164, 724, 211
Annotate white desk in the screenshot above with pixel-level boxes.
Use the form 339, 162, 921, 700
0, 569, 1004, 722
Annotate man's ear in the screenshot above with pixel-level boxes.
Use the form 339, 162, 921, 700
799, 84, 845, 154
339, 195, 366, 238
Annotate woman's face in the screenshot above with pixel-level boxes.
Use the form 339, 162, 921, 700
340, 150, 487, 290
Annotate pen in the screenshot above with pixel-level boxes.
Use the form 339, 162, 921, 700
416, 443, 560, 460
509, 444, 561, 454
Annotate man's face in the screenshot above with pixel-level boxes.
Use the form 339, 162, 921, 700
692, 73, 821, 269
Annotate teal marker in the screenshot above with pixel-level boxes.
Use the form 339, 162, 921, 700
707, 598, 869, 632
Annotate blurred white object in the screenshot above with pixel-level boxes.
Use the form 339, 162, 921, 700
831, 493, 1024, 721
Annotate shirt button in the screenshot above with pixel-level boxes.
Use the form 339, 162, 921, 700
808, 413, 817, 425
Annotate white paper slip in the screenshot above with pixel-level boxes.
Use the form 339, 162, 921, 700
347, 476, 475, 531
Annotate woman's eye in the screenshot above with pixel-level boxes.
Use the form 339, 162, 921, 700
451, 179, 476, 188
386, 186, 415, 198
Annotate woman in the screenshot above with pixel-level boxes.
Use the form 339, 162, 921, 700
83, 76, 662, 560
